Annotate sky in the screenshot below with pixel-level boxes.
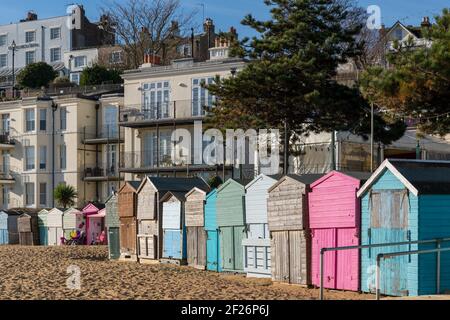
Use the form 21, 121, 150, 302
0, 0, 448, 38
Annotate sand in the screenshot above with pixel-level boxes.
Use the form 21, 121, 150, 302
0, 245, 373, 300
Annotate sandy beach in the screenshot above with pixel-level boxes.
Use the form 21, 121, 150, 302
0, 245, 372, 300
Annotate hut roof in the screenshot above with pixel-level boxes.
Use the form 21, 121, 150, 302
160, 191, 186, 203
138, 177, 210, 194
358, 159, 450, 197
185, 187, 207, 198
268, 174, 325, 193
245, 174, 283, 189
118, 181, 141, 193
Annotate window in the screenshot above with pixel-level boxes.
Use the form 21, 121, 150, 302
192, 77, 215, 116
110, 51, 123, 64
60, 145, 66, 170
60, 107, 67, 131
177, 44, 192, 57
1, 114, 10, 133
39, 109, 47, 131
50, 47, 61, 62
0, 54, 6, 68
39, 146, 47, 170
142, 81, 170, 119
0, 35, 6, 47
25, 51, 35, 65
2, 186, 9, 207
395, 28, 403, 40
39, 183, 47, 206
25, 31, 36, 43
25, 183, 35, 206
70, 73, 80, 85
50, 27, 61, 40
25, 146, 35, 171
74, 56, 86, 68
25, 109, 35, 132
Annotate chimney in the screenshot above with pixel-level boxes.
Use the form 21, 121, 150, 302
421, 16, 431, 28
26, 11, 38, 21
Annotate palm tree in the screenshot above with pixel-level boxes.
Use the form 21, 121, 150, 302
54, 184, 77, 209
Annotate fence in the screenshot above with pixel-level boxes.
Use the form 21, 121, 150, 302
83, 125, 124, 141
319, 237, 450, 300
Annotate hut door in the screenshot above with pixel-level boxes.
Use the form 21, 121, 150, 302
271, 231, 290, 283
48, 227, 57, 246
312, 229, 336, 289
369, 190, 409, 296
108, 228, 120, 259
187, 227, 197, 266
206, 230, 219, 271
221, 227, 234, 270
233, 226, 245, 271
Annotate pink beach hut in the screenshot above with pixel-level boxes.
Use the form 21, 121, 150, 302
82, 203, 106, 245
308, 171, 370, 291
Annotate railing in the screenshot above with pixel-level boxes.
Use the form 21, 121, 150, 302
319, 237, 450, 300
0, 131, 14, 145
83, 125, 124, 141
21, 83, 124, 97
83, 163, 120, 178
119, 100, 213, 123
0, 170, 14, 181
120, 151, 181, 170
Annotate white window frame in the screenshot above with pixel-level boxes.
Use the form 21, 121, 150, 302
25, 30, 36, 43
50, 27, 61, 40
0, 34, 7, 47
2, 186, 9, 207
73, 56, 87, 68
25, 182, 35, 206
39, 108, 47, 131
25, 50, 36, 65
70, 73, 80, 85
0, 54, 7, 68
39, 146, 47, 170
50, 47, 61, 62
25, 109, 35, 132
25, 146, 35, 171
39, 182, 47, 207
191, 77, 215, 116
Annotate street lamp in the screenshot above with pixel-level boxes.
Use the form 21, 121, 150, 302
10, 41, 16, 98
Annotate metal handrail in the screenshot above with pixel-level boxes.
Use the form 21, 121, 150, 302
319, 237, 450, 300
376, 245, 450, 300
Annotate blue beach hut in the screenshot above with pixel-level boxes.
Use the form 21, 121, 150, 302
204, 189, 221, 272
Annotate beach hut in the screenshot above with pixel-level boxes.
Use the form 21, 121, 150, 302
136, 177, 209, 263
358, 159, 450, 297
82, 203, 105, 245
267, 174, 323, 286
205, 189, 220, 272
17, 210, 40, 246
38, 209, 49, 245
63, 208, 84, 240
105, 192, 120, 259
309, 171, 370, 291
0, 210, 20, 244
185, 187, 207, 270
87, 208, 106, 245
47, 208, 64, 246
216, 179, 249, 272
118, 181, 141, 261
243, 174, 280, 278
161, 191, 187, 264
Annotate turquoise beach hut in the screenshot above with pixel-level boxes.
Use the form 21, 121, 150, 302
358, 159, 450, 297
205, 189, 220, 272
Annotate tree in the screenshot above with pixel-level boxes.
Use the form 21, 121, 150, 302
101, 0, 196, 68
54, 184, 78, 209
207, 176, 223, 189
17, 62, 57, 89
80, 65, 123, 86
360, 8, 450, 136
206, 0, 405, 168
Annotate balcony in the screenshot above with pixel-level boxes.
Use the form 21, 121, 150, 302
83, 163, 123, 182
119, 100, 211, 128
0, 170, 16, 185
82, 125, 125, 145
0, 131, 15, 149
119, 151, 231, 174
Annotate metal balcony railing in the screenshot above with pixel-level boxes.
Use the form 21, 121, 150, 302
119, 100, 213, 123
83, 125, 124, 141
120, 151, 179, 170
83, 163, 120, 178
0, 131, 14, 145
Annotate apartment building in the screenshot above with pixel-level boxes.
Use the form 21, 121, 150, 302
0, 87, 124, 210
0, 5, 114, 91
120, 35, 247, 181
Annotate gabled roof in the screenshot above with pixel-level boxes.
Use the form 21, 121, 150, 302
48, 208, 64, 215
160, 191, 187, 203
82, 203, 104, 212
38, 209, 49, 215
386, 21, 422, 40
357, 159, 450, 197
245, 173, 282, 190
217, 178, 250, 193
185, 187, 207, 198
268, 174, 325, 193
206, 189, 217, 200
311, 171, 371, 189
137, 176, 210, 194
63, 208, 82, 215
118, 181, 141, 193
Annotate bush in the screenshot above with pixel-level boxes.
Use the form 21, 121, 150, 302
79, 64, 123, 86
207, 176, 223, 190
17, 62, 57, 89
